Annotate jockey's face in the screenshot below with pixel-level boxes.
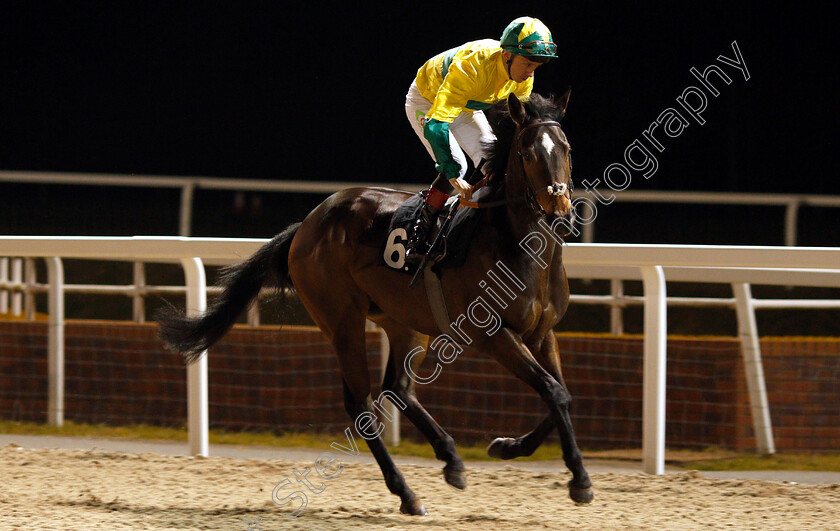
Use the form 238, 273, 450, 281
505, 53, 544, 83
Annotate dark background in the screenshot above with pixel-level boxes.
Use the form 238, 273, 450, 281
2, 2, 837, 244
2, 2, 837, 194
1, 2, 838, 334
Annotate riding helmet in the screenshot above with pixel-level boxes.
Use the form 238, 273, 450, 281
500, 16, 557, 63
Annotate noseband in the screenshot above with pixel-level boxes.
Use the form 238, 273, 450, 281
512, 119, 573, 216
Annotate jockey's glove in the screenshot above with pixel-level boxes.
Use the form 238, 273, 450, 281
448, 177, 473, 200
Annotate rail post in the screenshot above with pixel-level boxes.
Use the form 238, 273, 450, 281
46, 257, 65, 427
732, 282, 776, 454
24, 258, 36, 320
133, 262, 146, 323
640, 265, 666, 475
610, 278, 624, 335
247, 302, 260, 326
179, 182, 196, 237
181, 257, 209, 457
11, 258, 22, 316
784, 200, 800, 247
377, 326, 400, 446
0, 257, 8, 313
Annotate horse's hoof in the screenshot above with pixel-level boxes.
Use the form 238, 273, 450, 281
399, 499, 428, 516
443, 463, 467, 490
569, 481, 594, 505
486, 437, 518, 460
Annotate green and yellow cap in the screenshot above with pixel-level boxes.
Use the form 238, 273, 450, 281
500, 16, 557, 62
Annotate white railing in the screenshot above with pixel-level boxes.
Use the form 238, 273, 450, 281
5, 169, 840, 329
3, 170, 840, 244
572, 189, 840, 247
1, 236, 839, 474
0, 170, 426, 237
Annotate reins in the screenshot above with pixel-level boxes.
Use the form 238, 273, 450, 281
457, 175, 524, 208
458, 119, 567, 211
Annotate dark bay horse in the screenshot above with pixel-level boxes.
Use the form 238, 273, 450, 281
157, 90, 593, 515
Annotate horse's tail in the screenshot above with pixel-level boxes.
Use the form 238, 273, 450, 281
157, 222, 301, 364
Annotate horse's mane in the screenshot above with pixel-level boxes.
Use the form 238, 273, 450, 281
482, 93, 566, 185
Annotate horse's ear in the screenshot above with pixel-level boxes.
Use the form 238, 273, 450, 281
557, 87, 571, 117
508, 93, 527, 126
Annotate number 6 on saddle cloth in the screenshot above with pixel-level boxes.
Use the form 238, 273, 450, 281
381, 162, 487, 281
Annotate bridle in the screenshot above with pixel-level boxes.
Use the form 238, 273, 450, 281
512, 119, 573, 217
458, 119, 573, 216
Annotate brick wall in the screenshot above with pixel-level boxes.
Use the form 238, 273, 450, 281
1, 320, 838, 452
0, 320, 47, 422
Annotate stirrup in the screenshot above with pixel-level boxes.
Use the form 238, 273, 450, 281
404, 249, 426, 264
405, 203, 439, 262
405, 224, 430, 263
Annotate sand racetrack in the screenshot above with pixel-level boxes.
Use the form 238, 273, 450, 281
2, 445, 838, 530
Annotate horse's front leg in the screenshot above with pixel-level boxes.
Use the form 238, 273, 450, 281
482, 328, 593, 504
487, 333, 564, 460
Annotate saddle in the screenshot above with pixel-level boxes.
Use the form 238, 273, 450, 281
381, 189, 484, 276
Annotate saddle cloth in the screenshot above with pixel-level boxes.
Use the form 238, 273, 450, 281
381, 190, 482, 275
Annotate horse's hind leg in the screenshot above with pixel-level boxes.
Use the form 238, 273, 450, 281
286, 189, 426, 514
376, 318, 466, 489
332, 319, 427, 516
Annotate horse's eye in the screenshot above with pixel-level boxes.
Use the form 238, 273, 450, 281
522, 152, 533, 162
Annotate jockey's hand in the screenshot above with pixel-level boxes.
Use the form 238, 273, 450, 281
448, 177, 473, 200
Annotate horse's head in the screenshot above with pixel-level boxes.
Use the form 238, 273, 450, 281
506, 90, 574, 232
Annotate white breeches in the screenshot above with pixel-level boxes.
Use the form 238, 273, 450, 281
404, 80, 495, 180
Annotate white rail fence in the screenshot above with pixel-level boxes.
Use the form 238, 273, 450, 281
5, 169, 840, 331
1, 237, 839, 475
3, 169, 840, 243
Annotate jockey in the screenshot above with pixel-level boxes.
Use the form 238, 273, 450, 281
404, 16, 558, 263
